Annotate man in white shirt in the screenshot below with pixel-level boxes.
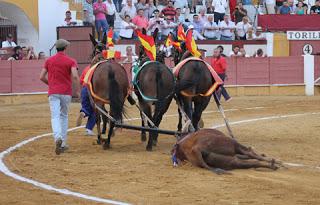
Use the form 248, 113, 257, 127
120, 0, 137, 20
2, 34, 17, 48
203, 15, 219, 39
265, 0, 276, 14
161, 17, 177, 39
119, 15, 137, 39
104, 0, 116, 27
148, 10, 164, 38
235, 16, 252, 40
229, 46, 242, 57
212, 0, 228, 24
218, 15, 235, 40
252, 27, 266, 40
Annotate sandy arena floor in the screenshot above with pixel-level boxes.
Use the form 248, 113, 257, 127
0, 96, 320, 205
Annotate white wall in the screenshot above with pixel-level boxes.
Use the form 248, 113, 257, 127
38, 0, 69, 55
0, 2, 39, 50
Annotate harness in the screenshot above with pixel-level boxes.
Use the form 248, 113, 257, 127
84, 60, 129, 104
133, 61, 176, 102
173, 57, 223, 97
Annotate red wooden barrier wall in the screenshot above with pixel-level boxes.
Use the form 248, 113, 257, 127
0, 56, 308, 94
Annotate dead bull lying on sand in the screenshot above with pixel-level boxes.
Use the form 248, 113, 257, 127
171, 129, 281, 174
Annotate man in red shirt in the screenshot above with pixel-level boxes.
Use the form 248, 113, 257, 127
161, 0, 176, 21
211, 48, 232, 102
40, 39, 80, 155
76, 65, 96, 136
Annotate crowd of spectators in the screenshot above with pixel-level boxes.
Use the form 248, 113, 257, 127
1, 33, 46, 61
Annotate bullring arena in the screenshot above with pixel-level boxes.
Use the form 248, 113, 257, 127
1, 95, 320, 204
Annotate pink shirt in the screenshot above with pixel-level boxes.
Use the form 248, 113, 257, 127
132, 15, 149, 29
93, 2, 107, 20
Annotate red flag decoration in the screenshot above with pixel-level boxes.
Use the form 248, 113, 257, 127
185, 29, 201, 58
102, 50, 121, 59
177, 24, 186, 41
136, 30, 156, 61
165, 34, 182, 52
107, 29, 114, 48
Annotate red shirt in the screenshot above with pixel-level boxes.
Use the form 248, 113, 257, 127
211, 56, 227, 74
44, 52, 77, 96
161, 7, 176, 21
80, 65, 91, 86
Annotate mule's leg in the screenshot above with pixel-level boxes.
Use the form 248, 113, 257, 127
95, 110, 102, 145
192, 97, 211, 130
177, 108, 182, 132
182, 97, 194, 132
103, 121, 115, 150
101, 108, 108, 135
140, 111, 147, 142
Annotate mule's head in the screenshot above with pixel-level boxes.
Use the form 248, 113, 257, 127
173, 42, 187, 65
90, 34, 107, 58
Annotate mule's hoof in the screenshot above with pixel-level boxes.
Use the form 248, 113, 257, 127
152, 140, 158, 146
96, 139, 102, 145
141, 133, 147, 142
146, 146, 153, 152
198, 119, 204, 128
103, 143, 111, 150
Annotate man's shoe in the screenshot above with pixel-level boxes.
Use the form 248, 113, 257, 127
61, 145, 69, 153
55, 139, 63, 155
76, 112, 85, 126
86, 129, 95, 136
226, 97, 232, 102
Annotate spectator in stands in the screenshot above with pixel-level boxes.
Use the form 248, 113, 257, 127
229, 45, 242, 57
2, 34, 17, 48
295, 0, 308, 11
287, 0, 296, 13
253, 48, 267, 57
242, 0, 255, 23
136, 0, 149, 18
253, 27, 266, 40
265, 0, 276, 14
23, 46, 37, 60
199, 7, 208, 25
104, 0, 116, 28
174, 8, 185, 24
161, 0, 176, 21
64, 10, 73, 26
246, 27, 254, 40
311, 0, 320, 14
119, 15, 137, 39
211, 48, 231, 102
217, 45, 226, 57
120, 0, 137, 19
203, 15, 219, 40
192, 15, 204, 35
174, 0, 188, 11
93, 0, 109, 40
161, 17, 177, 39
235, 16, 251, 40
114, 0, 123, 12
212, 0, 228, 24
157, 0, 167, 11
148, 10, 164, 39
190, 0, 197, 14
82, 0, 94, 24
295, 1, 306, 14
122, 45, 138, 63
132, 8, 149, 30
276, 0, 285, 13
38, 52, 46, 60
39, 39, 80, 155
8, 46, 23, 61
146, 0, 157, 19
207, 0, 214, 14
83, 9, 93, 26
239, 47, 250, 57
218, 15, 235, 41
278, 1, 291, 14
232, 2, 247, 24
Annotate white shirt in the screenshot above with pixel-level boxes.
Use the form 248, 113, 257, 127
122, 0, 138, 6
229, 51, 242, 57
252, 33, 266, 40
212, 0, 228, 13
218, 20, 235, 37
104, 0, 116, 15
203, 21, 219, 39
2, 41, 17, 48
148, 17, 164, 33
174, 0, 188, 9
236, 21, 252, 37
120, 5, 137, 19
119, 20, 135, 38
161, 21, 177, 36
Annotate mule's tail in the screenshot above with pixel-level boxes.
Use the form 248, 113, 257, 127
108, 69, 123, 122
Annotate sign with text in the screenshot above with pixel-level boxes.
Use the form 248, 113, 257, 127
287, 31, 320, 40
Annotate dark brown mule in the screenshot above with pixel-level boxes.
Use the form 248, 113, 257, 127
173, 43, 213, 131
89, 35, 130, 149
172, 129, 279, 174
134, 30, 175, 151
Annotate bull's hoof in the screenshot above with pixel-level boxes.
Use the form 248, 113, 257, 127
103, 142, 111, 150
146, 146, 153, 152
141, 133, 147, 142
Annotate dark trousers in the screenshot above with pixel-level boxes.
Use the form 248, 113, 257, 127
80, 86, 96, 130
214, 12, 225, 24
113, 0, 123, 12
216, 73, 231, 101
106, 14, 115, 28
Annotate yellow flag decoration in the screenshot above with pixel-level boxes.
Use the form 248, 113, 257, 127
186, 29, 201, 58
136, 30, 156, 61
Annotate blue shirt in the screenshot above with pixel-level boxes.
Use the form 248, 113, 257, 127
280, 6, 291, 14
